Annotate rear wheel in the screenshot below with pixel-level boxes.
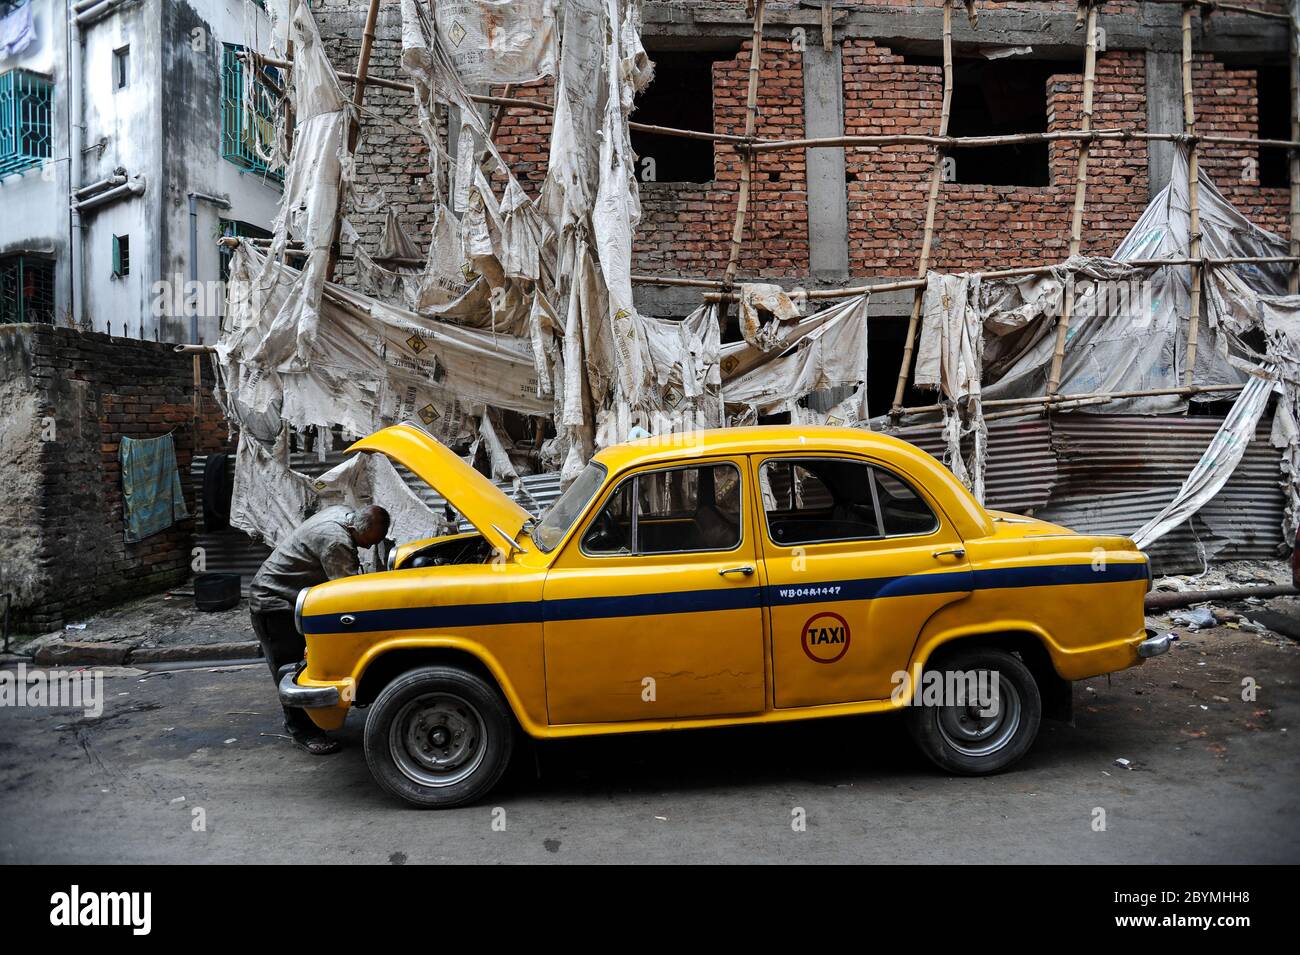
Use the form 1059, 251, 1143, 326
364, 666, 514, 808
905, 646, 1042, 775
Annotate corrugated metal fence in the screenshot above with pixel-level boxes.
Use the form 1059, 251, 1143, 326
909, 413, 1285, 574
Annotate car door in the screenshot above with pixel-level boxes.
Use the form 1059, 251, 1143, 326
753, 453, 973, 708
542, 457, 767, 724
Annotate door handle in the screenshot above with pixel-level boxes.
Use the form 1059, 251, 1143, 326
718, 565, 755, 577
931, 548, 965, 560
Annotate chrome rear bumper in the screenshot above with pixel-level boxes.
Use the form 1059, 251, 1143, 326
1137, 627, 1178, 658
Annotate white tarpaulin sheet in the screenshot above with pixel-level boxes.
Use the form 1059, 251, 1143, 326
434, 0, 559, 85
1131, 368, 1277, 550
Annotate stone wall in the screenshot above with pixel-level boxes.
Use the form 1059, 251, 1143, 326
0, 325, 233, 633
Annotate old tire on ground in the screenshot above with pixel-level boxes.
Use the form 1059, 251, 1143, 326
364, 666, 514, 808
905, 645, 1042, 776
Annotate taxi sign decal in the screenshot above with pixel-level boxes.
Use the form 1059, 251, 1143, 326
801, 611, 850, 664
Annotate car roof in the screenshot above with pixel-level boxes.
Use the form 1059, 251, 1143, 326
592, 424, 931, 472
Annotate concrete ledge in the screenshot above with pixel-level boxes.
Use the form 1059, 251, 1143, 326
28, 641, 262, 667
33, 643, 131, 667
127, 643, 263, 665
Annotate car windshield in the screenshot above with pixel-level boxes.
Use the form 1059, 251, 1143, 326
533, 462, 608, 553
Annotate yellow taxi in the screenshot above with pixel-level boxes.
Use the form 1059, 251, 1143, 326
283, 423, 1169, 808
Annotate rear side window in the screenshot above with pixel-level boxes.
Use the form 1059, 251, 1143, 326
760, 458, 937, 546
582, 463, 742, 555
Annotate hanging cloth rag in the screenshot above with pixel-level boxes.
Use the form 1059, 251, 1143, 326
119, 434, 190, 542
0, 2, 34, 58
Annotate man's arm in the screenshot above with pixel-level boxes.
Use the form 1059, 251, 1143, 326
320, 537, 361, 580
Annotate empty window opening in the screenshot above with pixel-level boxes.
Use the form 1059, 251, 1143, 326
113, 46, 129, 90
219, 219, 272, 282
1256, 65, 1290, 188
905, 56, 1079, 186
112, 234, 130, 277
630, 50, 736, 184
0, 255, 55, 324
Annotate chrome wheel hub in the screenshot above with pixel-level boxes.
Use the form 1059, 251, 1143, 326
390, 693, 487, 788
936, 674, 1022, 758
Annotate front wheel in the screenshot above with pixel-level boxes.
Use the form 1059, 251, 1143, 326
905, 646, 1042, 775
364, 666, 514, 808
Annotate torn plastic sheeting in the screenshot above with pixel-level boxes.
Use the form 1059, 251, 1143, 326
979, 148, 1282, 414
721, 295, 870, 423
434, 0, 559, 86
219, 245, 550, 449
244, 0, 347, 372
738, 283, 803, 353
1130, 369, 1277, 549
228, 427, 318, 548
915, 272, 987, 501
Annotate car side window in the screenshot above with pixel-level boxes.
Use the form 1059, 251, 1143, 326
582, 463, 743, 556
581, 479, 633, 555
873, 468, 940, 537
760, 458, 937, 546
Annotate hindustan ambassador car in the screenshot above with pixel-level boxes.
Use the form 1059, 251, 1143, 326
283, 424, 1170, 808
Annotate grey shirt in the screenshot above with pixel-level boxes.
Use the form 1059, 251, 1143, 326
249, 506, 361, 613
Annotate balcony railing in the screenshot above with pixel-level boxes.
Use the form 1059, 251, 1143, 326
220, 45, 283, 181
0, 69, 53, 178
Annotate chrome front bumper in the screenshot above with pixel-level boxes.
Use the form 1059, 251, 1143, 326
278, 669, 341, 708
1137, 627, 1178, 659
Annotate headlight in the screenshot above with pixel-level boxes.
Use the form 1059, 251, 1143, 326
294, 587, 308, 636
386, 544, 397, 571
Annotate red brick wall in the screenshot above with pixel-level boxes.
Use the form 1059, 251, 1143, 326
634, 42, 809, 278
1195, 54, 1291, 237
843, 41, 1152, 275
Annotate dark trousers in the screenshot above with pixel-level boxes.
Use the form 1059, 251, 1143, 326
250, 609, 319, 737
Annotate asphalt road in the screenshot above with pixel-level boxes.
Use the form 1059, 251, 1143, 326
1, 626, 1297, 864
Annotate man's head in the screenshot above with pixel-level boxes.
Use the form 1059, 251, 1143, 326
351, 505, 391, 548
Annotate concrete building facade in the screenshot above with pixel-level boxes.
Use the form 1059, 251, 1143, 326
0, 0, 283, 344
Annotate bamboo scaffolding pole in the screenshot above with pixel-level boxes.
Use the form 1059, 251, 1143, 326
748, 130, 1300, 152
890, 0, 955, 415
721, 0, 768, 294
891, 383, 1247, 433
232, 231, 1297, 295
324, 0, 382, 284
1140, 0, 1294, 22
247, 54, 1300, 153
699, 253, 1300, 302
1182, 2, 1205, 386
897, 382, 1245, 417
1290, 0, 1299, 294
1047, 1, 1099, 395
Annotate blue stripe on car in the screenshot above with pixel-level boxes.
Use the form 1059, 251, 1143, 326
300, 561, 1148, 635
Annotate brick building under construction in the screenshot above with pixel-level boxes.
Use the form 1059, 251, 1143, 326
311, 0, 1296, 416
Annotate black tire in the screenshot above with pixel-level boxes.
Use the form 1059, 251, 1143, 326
905, 645, 1042, 775
364, 666, 515, 808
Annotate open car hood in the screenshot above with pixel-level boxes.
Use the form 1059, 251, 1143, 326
348, 424, 531, 553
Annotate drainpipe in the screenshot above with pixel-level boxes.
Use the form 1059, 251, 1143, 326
76, 0, 129, 27
68, 0, 84, 328
187, 192, 230, 344
74, 175, 144, 212
74, 169, 126, 200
